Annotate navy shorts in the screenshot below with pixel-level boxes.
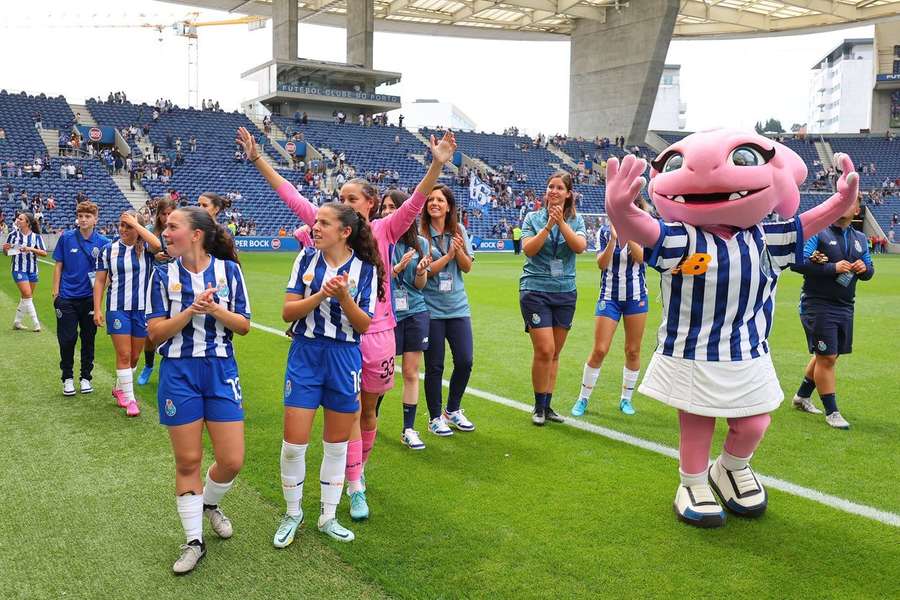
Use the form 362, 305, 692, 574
800, 302, 853, 356
106, 309, 147, 337
284, 337, 361, 413
519, 290, 577, 331
158, 356, 244, 426
595, 295, 649, 321
12, 270, 38, 283
395, 311, 430, 355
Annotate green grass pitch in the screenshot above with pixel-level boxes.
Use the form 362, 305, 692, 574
1, 251, 898, 599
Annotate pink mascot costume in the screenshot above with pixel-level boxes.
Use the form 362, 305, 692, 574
605, 130, 859, 527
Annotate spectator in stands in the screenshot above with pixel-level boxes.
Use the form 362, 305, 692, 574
189, 135, 197, 153
0, 127, 5, 140
301, 112, 308, 125
889, 228, 895, 244
46, 195, 56, 211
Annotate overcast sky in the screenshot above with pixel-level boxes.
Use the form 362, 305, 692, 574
0, 0, 875, 136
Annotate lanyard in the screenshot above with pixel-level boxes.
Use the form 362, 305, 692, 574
74, 231, 95, 264
546, 211, 561, 259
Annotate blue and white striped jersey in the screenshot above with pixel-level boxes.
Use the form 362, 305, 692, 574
96, 241, 153, 311
286, 247, 378, 343
146, 256, 251, 358
596, 225, 646, 301
6, 230, 45, 274
645, 218, 803, 361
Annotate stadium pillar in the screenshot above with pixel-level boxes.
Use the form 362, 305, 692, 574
347, 0, 375, 69
871, 21, 900, 132
272, 0, 298, 62
569, 0, 678, 145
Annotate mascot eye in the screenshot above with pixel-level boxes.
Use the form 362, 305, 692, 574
662, 153, 683, 172
731, 146, 765, 167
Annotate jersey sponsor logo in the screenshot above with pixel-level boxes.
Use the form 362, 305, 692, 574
284, 379, 292, 398
302, 273, 314, 284
169, 282, 182, 293
672, 252, 712, 276
164, 398, 177, 417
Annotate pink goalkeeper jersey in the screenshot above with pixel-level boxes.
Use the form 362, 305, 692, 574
277, 182, 427, 333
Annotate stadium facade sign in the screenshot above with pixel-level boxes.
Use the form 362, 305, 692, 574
876, 74, 900, 82
277, 84, 400, 104
234, 237, 300, 252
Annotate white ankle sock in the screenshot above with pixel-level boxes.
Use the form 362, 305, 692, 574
176, 493, 203, 543
280, 441, 307, 517
203, 465, 235, 507
23, 298, 38, 325
719, 450, 751, 472
679, 469, 707, 487
580, 363, 601, 400
318, 441, 347, 526
14, 300, 25, 324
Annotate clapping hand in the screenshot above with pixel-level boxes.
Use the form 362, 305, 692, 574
850, 259, 867, 274
322, 273, 350, 300
191, 283, 220, 314
834, 260, 853, 274
416, 254, 432, 276
451, 233, 466, 256
809, 250, 828, 264
546, 205, 564, 228
396, 249, 416, 272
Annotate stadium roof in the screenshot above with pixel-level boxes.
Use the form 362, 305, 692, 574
162, 0, 900, 40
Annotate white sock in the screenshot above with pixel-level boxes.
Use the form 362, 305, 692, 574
202, 465, 235, 507
280, 441, 307, 517
580, 363, 601, 400
176, 493, 203, 543
318, 441, 347, 527
23, 298, 38, 326
116, 368, 135, 402
719, 450, 751, 472
621, 367, 640, 401
679, 469, 707, 487
14, 300, 24, 324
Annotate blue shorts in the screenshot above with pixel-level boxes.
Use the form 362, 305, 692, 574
106, 309, 147, 337
595, 296, 649, 321
284, 337, 361, 414
158, 356, 244, 426
12, 271, 38, 283
395, 311, 430, 355
519, 290, 577, 331
800, 302, 853, 356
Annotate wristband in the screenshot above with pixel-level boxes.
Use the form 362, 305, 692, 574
251, 155, 262, 163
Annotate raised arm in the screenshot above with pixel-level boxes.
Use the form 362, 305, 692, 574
121, 213, 162, 252
604, 155, 659, 248
384, 131, 457, 242
799, 153, 859, 241
237, 126, 316, 226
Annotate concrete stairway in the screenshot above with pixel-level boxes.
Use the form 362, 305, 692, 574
814, 139, 835, 168
69, 103, 97, 127
245, 113, 292, 169
111, 172, 151, 210
547, 143, 578, 169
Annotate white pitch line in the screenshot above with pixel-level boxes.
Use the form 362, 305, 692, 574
247, 318, 899, 528
27, 258, 897, 530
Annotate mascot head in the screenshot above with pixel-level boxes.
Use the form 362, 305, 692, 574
647, 129, 807, 229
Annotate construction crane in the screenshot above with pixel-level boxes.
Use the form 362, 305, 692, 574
52, 11, 267, 109
141, 12, 267, 109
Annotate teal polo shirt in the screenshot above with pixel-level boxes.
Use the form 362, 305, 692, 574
423, 224, 474, 319
391, 236, 430, 321
518, 208, 586, 293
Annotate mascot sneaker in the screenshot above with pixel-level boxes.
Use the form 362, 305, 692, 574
674, 483, 725, 528
708, 456, 767, 518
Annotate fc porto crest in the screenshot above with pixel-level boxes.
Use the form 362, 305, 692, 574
531, 313, 540, 325
284, 379, 293, 398
165, 398, 177, 417
216, 277, 230, 299
113, 319, 122, 330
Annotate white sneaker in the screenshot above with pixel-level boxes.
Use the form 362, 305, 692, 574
63, 378, 76, 397
401, 428, 426, 450
204, 506, 233, 539
792, 395, 822, 415
708, 457, 767, 518
32, 323, 41, 332
673, 483, 725, 528
13, 321, 26, 330
80, 378, 93, 394
428, 416, 453, 437
444, 409, 475, 432
172, 540, 205, 575
825, 411, 850, 430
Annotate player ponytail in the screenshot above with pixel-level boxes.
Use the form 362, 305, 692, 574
327, 202, 385, 301
199, 192, 232, 217
178, 206, 241, 265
